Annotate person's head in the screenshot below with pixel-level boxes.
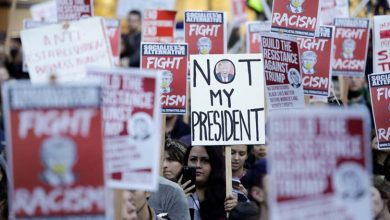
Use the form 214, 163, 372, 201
252, 144, 267, 160
217, 60, 234, 78
242, 159, 268, 205
122, 190, 150, 220
127, 10, 142, 33
41, 136, 77, 176
185, 145, 224, 187
347, 76, 366, 92
161, 71, 173, 92
228, 202, 260, 220
0, 65, 10, 83
301, 51, 317, 71
197, 37, 212, 54
342, 39, 356, 57
163, 138, 187, 182
230, 145, 248, 173
290, 0, 304, 7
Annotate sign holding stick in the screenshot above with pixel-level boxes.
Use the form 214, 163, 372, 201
3, 81, 105, 219
190, 54, 266, 146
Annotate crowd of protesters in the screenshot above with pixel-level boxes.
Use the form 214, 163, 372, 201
0, 1, 390, 220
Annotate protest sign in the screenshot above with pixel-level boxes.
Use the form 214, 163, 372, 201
30, 0, 57, 22
141, 43, 188, 114
368, 73, 390, 149
297, 25, 335, 97
185, 11, 227, 55
271, 0, 320, 37
319, 0, 349, 25
332, 18, 370, 77
142, 9, 177, 43
231, 0, 247, 27
373, 15, 390, 74
57, 0, 93, 22
104, 19, 121, 66
21, 17, 113, 83
260, 32, 305, 110
269, 108, 371, 220
190, 54, 266, 146
115, 0, 175, 18
246, 21, 271, 53
87, 67, 161, 191
3, 81, 105, 219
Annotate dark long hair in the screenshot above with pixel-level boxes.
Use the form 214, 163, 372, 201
185, 146, 226, 220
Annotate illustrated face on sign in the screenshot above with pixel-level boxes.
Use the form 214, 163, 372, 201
197, 37, 212, 54
342, 39, 356, 59
128, 112, 152, 142
301, 51, 317, 74
214, 60, 236, 84
40, 136, 77, 186
288, 68, 301, 88
161, 71, 173, 94
288, 0, 305, 13
334, 163, 367, 201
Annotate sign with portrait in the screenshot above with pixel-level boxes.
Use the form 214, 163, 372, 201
2, 81, 105, 219
141, 43, 188, 114
368, 73, 390, 149
332, 18, 370, 77
271, 0, 321, 37
297, 25, 335, 97
20, 17, 113, 83
268, 108, 371, 220
319, 0, 349, 25
184, 11, 227, 55
260, 32, 305, 110
246, 21, 271, 53
190, 54, 266, 146
56, 0, 93, 22
373, 15, 390, 74
87, 67, 161, 191
142, 9, 177, 43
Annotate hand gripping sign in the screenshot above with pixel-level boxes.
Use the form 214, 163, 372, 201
271, 0, 321, 37
268, 107, 371, 220
2, 81, 105, 219
190, 54, 266, 146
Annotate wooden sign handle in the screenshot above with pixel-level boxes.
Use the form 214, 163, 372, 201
160, 115, 166, 175
225, 146, 232, 218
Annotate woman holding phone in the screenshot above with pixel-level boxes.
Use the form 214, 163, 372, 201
184, 145, 238, 220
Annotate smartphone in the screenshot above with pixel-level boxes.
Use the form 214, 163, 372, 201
232, 179, 240, 190
181, 166, 196, 193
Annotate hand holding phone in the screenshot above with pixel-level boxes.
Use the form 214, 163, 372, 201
179, 166, 196, 196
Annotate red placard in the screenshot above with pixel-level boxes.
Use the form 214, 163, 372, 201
104, 19, 121, 66
3, 82, 105, 219
142, 9, 177, 43
231, 0, 247, 27
271, 0, 320, 37
269, 108, 371, 220
56, 0, 93, 22
246, 21, 271, 53
373, 15, 390, 74
141, 43, 188, 114
184, 11, 227, 55
369, 73, 390, 149
297, 25, 334, 97
261, 33, 305, 110
332, 18, 370, 77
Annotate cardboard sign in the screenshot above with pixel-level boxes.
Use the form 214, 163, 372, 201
373, 15, 390, 74
104, 19, 121, 66
3, 81, 105, 219
246, 21, 271, 53
269, 108, 371, 220
319, 0, 349, 25
297, 25, 335, 97
87, 67, 161, 191
21, 17, 113, 83
56, 0, 93, 22
141, 43, 188, 114
231, 0, 247, 27
30, 0, 57, 22
185, 11, 227, 55
332, 18, 370, 77
368, 73, 390, 149
190, 54, 266, 146
271, 0, 320, 37
142, 9, 177, 43
260, 32, 305, 110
